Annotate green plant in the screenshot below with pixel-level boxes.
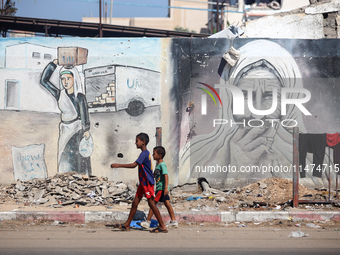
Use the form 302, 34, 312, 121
0, 0, 17, 16
174, 26, 196, 33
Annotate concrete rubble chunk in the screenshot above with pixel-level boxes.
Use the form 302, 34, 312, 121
258, 182, 268, 189
34, 190, 45, 201
127, 184, 135, 192
72, 174, 83, 180
72, 193, 81, 200
15, 182, 25, 191
55, 186, 62, 193
95, 186, 101, 195
116, 183, 127, 190
108, 186, 117, 193
305, 1, 340, 14
101, 188, 109, 198
35, 197, 49, 204
216, 197, 226, 203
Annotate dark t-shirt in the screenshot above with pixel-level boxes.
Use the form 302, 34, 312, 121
136, 150, 154, 185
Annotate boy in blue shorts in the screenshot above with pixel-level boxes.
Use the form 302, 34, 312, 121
140, 146, 178, 229
110, 133, 167, 233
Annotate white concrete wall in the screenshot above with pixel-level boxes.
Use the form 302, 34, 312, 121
243, 13, 324, 39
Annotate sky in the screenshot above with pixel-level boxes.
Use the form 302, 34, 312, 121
13, 0, 169, 22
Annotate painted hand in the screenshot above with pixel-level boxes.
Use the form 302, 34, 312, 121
84, 131, 90, 140
230, 121, 278, 165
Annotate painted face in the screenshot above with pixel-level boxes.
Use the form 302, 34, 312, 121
234, 68, 282, 121
61, 73, 74, 90
135, 137, 144, 149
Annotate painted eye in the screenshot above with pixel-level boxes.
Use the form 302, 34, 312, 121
263, 91, 273, 100
242, 90, 248, 99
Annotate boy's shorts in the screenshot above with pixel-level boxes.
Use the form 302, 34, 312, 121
154, 190, 170, 202
136, 183, 155, 199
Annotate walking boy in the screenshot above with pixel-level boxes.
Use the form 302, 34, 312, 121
110, 133, 167, 233
140, 146, 178, 229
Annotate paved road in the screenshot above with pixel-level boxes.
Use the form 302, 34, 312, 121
1, 221, 340, 254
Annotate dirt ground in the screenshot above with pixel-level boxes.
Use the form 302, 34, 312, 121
1, 219, 340, 255
1, 218, 340, 230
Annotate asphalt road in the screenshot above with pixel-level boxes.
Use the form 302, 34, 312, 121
0, 221, 340, 255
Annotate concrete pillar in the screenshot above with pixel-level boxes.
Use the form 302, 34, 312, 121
238, 0, 244, 12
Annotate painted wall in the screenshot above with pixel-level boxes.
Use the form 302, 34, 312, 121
0, 37, 339, 190
170, 38, 340, 189
0, 37, 165, 185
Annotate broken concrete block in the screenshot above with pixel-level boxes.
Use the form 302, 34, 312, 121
216, 197, 226, 203
108, 186, 117, 193
101, 188, 109, 198
258, 182, 268, 189
223, 46, 240, 66
34, 190, 45, 201
71, 193, 81, 200
116, 183, 127, 190
15, 182, 25, 191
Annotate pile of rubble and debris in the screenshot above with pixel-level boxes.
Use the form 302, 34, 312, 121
0, 172, 136, 208
0, 173, 339, 211
170, 177, 340, 211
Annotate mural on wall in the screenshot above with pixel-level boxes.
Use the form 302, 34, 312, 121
2, 37, 340, 188
40, 47, 92, 175
12, 144, 47, 181
173, 38, 340, 188
0, 38, 162, 183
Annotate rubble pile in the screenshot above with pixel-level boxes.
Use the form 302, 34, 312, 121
2, 172, 136, 207
239, 178, 323, 205
225, 178, 323, 208
0, 175, 339, 211
170, 178, 338, 211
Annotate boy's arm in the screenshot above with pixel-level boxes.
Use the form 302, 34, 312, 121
164, 174, 169, 196
110, 162, 138, 168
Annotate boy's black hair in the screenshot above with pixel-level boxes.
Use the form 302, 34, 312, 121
154, 146, 166, 159
136, 133, 149, 145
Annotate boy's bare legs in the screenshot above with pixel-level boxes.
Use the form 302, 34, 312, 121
146, 200, 175, 222
147, 197, 166, 230
123, 195, 142, 230
164, 200, 176, 221
145, 206, 154, 221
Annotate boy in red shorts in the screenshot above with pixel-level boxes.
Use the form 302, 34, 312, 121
140, 146, 177, 229
110, 133, 167, 233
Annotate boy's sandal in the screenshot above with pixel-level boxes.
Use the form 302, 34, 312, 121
150, 227, 168, 233
114, 223, 130, 231
113, 223, 123, 228
120, 224, 130, 231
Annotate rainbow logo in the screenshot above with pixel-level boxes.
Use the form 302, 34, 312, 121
196, 82, 222, 106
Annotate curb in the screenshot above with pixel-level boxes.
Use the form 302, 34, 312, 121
1, 211, 340, 224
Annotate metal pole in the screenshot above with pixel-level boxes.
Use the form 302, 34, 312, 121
293, 127, 299, 207
210, 11, 213, 34
221, 0, 227, 30
216, 0, 219, 32
105, 2, 107, 24
336, 171, 339, 199
329, 147, 331, 201
110, 0, 113, 24
156, 127, 162, 146
99, 0, 103, 37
